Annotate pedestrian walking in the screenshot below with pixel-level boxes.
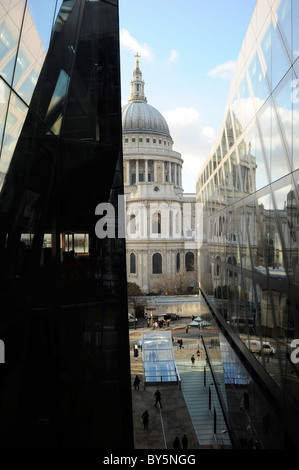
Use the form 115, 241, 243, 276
173, 436, 181, 449
196, 349, 200, 360
191, 354, 195, 367
185, 325, 189, 334
147, 318, 150, 327
154, 389, 162, 408
142, 410, 149, 429
134, 375, 141, 390
182, 434, 188, 449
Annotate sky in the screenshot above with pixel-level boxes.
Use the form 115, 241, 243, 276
119, 0, 258, 193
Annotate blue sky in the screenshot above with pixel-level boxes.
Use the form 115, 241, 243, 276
119, 0, 258, 193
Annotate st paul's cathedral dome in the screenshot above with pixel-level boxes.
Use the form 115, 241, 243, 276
122, 54, 171, 139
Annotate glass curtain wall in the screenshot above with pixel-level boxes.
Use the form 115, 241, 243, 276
0, 0, 133, 449
197, 0, 299, 449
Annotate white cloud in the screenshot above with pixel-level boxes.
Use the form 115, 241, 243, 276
208, 60, 236, 81
201, 126, 216, 144
162, 107, 216, 193
163, 107, 200, 127
167, 49, 179, 63
120, 29, 154, 61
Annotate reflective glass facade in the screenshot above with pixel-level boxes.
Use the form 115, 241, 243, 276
197, 0, 299, 449
0, 0, 133, 449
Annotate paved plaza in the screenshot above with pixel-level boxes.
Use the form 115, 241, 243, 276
129, 321, 232, 450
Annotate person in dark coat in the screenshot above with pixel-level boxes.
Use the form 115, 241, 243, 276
173, 436, 181, 449
142, 410, 149, 429
134, 375, 141, 390
154, 389, 162, 408
182, 434, 188, 449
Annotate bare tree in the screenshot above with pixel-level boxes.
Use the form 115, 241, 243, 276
127, 282, 144, 328
152, 270, 198, 296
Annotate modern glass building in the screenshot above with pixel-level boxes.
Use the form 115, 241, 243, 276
0, 0, 133, 449
197, 0, 299, 448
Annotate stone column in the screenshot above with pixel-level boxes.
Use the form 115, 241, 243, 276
126, 160, 130, 184
168, 162, 171, 182
154, 160, 157, 181
145, 159, 148, 182
136, 159, 139, 184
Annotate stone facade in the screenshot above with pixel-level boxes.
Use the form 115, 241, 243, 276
122, 56, 198, 293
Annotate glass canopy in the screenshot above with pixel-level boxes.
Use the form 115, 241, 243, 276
142, 331, 179, 384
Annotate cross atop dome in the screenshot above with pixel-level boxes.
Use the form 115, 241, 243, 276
128, 54, 147, 103
135, 52, 140, 66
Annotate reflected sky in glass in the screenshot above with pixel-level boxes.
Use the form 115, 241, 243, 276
27, 0, 63, 51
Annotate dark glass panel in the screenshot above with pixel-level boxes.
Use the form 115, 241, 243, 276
0, 0, 133, 450
45, 68, 70, 135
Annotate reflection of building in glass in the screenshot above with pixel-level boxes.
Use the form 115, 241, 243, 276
123, 57, 198, 294
0, 2, 47, 189
197, 0, 299, 449
0, 1, 133, 449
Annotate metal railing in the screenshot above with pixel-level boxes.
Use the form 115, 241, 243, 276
143, 370, 181, 389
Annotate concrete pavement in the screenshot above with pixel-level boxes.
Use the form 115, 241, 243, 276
129, 322, 232, 450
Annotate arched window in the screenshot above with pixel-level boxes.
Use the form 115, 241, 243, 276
128, 214, 136, 235
130, 253, 136, 274
185, 252, 194, 272
153, 253, 162, 274
215, 255, 221, 276
227, 256, 237, 277
176, 252, 180, 272
152, 212, 161, 234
